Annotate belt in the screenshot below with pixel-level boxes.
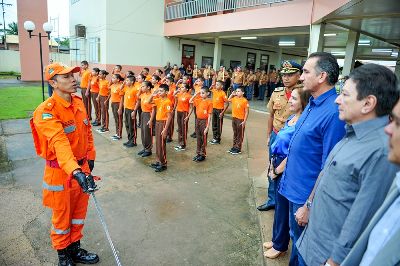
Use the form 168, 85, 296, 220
46, 158, 86, 168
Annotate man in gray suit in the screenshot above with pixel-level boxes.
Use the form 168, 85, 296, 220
342, 98, 400, 266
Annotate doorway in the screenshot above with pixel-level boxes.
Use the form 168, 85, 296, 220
181, 44, 195, 68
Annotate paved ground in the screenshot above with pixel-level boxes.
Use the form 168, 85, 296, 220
0, 79, 41, 88
0, 99, 289, 265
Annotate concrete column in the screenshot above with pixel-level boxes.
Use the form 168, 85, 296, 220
213, 37, 222, 69
17, 0, 49, 81
275, 48, 282, 69
308, 23, 325, 55
342, 30, 360, 76
395, 54, 400, 80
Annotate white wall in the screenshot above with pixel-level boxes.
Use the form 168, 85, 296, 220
69, 0, 107, 64
0, 50, 71, 72
0, 50, 21, 72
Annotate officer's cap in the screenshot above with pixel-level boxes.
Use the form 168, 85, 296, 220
280, 61, 302, 74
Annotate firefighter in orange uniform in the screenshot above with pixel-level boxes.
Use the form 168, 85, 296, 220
30, 63, 99, 266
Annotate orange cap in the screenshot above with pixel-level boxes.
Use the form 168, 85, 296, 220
45, 63, 80, 81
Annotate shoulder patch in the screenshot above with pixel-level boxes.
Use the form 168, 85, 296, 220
274, 87, 284, 92
42, 113, 53, 120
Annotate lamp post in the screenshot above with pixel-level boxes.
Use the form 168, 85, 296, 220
23, 20, 53, 102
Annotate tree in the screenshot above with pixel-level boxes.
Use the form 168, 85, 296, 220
58, 37, 69, 48
1, 22, 18, 35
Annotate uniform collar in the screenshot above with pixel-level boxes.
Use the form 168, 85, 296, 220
346, 116, 389, 140
52, 91, 72, 108
310, 87, 337, 107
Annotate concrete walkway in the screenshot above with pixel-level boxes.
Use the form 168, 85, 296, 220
0, 104, 289, 265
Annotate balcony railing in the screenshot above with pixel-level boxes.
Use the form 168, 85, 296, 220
165, 0, 293, 21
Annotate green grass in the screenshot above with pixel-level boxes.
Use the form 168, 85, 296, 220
0, 86, 47, 120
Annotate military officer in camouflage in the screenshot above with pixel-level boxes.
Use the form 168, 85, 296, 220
258, 61, 303, 211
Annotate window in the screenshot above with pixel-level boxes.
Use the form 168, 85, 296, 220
89, 37, 100, 63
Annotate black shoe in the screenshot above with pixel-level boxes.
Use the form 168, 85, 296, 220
125, 142, 136, 148
257, 204, 275, 211
166, 138, 173, 143
227, 147, 235, 153
230, 148, 242, 155
123, 141, 130, 146
150, 162, 161, 168
138, 150, 145, 155
196, 155, 206, 162
155, 165, 167, 172
209, 139, 220, 145
190, 132, 196, 138
193, 155, 200, 161
57, 248, 75, 266
67, 240, 99, 264
141, 151, 152, 157
91, 121, 100, 126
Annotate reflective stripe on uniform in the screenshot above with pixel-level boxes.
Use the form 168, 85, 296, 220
52, 226, 70, 235
64, 125, 76, 133
43, 181, 64, 191
71, 219, 85, 225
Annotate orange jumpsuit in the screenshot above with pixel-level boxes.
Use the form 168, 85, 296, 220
30, 92, 96, 250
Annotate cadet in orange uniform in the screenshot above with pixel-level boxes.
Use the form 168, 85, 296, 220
112, 64, 125, 79
120, 75, 138, 147
109, 74, 125, 140
165, 77, 177, 142
151, 75, 162, 135
148, 84, 173, 172
185, 87, 213, 162
210, 80, 229, 144
88, 68, 101, 126
228, 86, 249, 155
30, 63, 99, 265
136, 74, 145, 128
190, 77, 205, 138
134, 81, 154, 157
96, 70, 110, 133
79, 61, 92, 120
142, 67, 152, 81
173, 83, 191, 151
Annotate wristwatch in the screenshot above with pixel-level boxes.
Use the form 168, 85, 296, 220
306, 200, 312, 209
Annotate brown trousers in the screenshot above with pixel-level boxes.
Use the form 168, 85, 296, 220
111, 102, 123, 137
176, 111, 188, 147
155, 121, 167, 166
140, 112, 153, 152
81, 88, 92, 120
91, 92, 100, 123
212, 108, 224, 141
232, 117, 245, 151
167, 111, 175, 139
196, 118, 208, 156
99, 95, 109, 129
124, 108, 137, 144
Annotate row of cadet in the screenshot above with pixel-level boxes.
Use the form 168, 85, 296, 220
77, 62, 250, 172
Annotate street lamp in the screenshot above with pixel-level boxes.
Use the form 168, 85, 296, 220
23, 20, 53, 101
